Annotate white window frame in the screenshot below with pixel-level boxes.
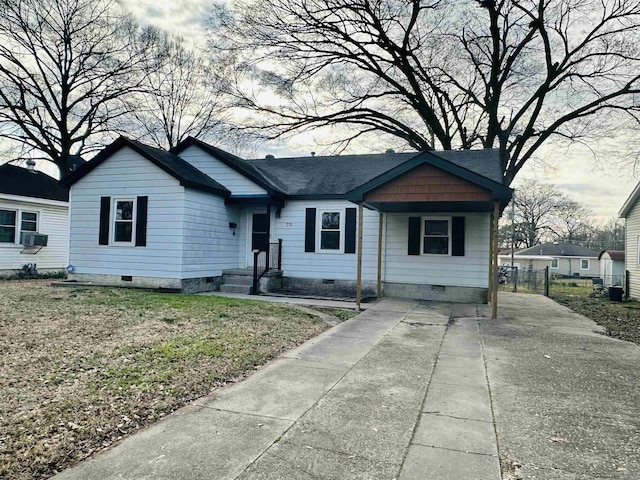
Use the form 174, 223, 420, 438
0, 208, 18, 244
20, 210, 39, 235
317, 208, 344, 253
112, 198, 136, 245
551, 258, 559, 269
580, 258, 590, 270
421, 216, 452, 256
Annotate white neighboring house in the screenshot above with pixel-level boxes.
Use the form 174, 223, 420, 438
619, 184, 640, 299
506, 242, 600, 278
498, 253, 554, 273
598, 250, 625, 287
60, 137, 512, 303
0, 163, 69, 276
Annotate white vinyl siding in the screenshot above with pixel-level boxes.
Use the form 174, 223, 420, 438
271, 200, 380, 281
178, 145, 266, 195
0, 198, 68, 271
182, 189, 242, 277
625, 201, 640, 299
68, 147, 185, 278
384, 212, 490, 288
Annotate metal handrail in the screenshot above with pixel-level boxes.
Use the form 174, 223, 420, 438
252, 240, 282, 294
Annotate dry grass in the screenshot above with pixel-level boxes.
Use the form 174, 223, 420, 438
0, 281, 328, 479
550, 285, 640, 345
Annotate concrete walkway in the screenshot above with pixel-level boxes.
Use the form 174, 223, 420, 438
54, 293, 640, 479
55, 298, 501, 480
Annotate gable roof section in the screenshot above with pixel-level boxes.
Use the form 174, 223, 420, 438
619, 182, 640, 218
347, 150, 511, 203
0, 163, 69, 202
517, 242, 600, 258
61, 137, 230, 197
172, 137, 286, 197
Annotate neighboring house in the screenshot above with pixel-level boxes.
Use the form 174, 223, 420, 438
619, 184, 640, 299
598, 250, 625, 287
60, 136, 512, 303
497, 253, 554, 273
0, 163, 69, 276
513, 242, 600, 278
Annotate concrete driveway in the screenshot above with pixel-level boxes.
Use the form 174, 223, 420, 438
55, 293, 640, 480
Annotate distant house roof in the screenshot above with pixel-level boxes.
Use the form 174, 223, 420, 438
0, 163, 69, 202
61, 137, 230, 197
598, 250, 625, 262
516, 242, 600, 258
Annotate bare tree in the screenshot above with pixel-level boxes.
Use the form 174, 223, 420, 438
553, 199, 594, 242
0, 0, 165, 177
210, 0, 640, 183
130, 37, 227, 150
510, 180, 565, 247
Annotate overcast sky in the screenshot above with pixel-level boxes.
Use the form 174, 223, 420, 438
122, 0, 640, 223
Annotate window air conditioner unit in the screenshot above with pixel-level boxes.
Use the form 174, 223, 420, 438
20, 232, 48, 247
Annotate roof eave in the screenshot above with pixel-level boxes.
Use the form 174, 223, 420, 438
619, 182, 640, 218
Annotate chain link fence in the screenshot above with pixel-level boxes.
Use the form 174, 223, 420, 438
499, 265, 629, 300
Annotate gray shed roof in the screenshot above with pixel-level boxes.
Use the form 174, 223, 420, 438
517, 242, 600, 258
244, 149, 504, 197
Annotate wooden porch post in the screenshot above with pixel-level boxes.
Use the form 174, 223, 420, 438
488, 210, 494, 304
356, 202, 364, 311
265, 203, 271, 270
492, 201, 500, 319
377, 212, 383, 298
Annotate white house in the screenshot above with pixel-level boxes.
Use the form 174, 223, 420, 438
619, 184, 640, 299
512, 242, 600, 278
0, 163, 69, 276
598, 250, 625, 287
498, 253, 554, 273
60, 137, 512, 303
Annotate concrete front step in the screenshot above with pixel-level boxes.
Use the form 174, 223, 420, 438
219, 284, 252, 294
222, 275, 254, 286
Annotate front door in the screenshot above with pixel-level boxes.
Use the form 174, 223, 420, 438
251, 214, 269, 253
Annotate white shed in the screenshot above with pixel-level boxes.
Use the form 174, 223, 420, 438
598, 250, 625, 287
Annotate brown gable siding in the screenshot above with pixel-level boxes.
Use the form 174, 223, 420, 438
364, 163, 492, 203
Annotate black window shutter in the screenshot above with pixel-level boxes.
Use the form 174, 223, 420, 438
345, 208, 357, 254
452, 216, 465, 256
98, 196, 110, 245
408, 217, 421, 255
305, 208, 316, 252
135, 196, 148, 247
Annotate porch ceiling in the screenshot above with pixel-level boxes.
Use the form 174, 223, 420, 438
363, 200, 502, 213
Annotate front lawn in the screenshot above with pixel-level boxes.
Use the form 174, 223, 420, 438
0, 281, 329, 479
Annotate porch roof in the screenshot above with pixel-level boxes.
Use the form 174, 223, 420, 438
348, 151, 512, 212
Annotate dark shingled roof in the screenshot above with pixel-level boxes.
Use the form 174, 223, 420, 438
61, 137, 230, 197
244, 149, 504, 197
0, 163, 68, 202
599, 250, 625, 261
517, 242, 600, 258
